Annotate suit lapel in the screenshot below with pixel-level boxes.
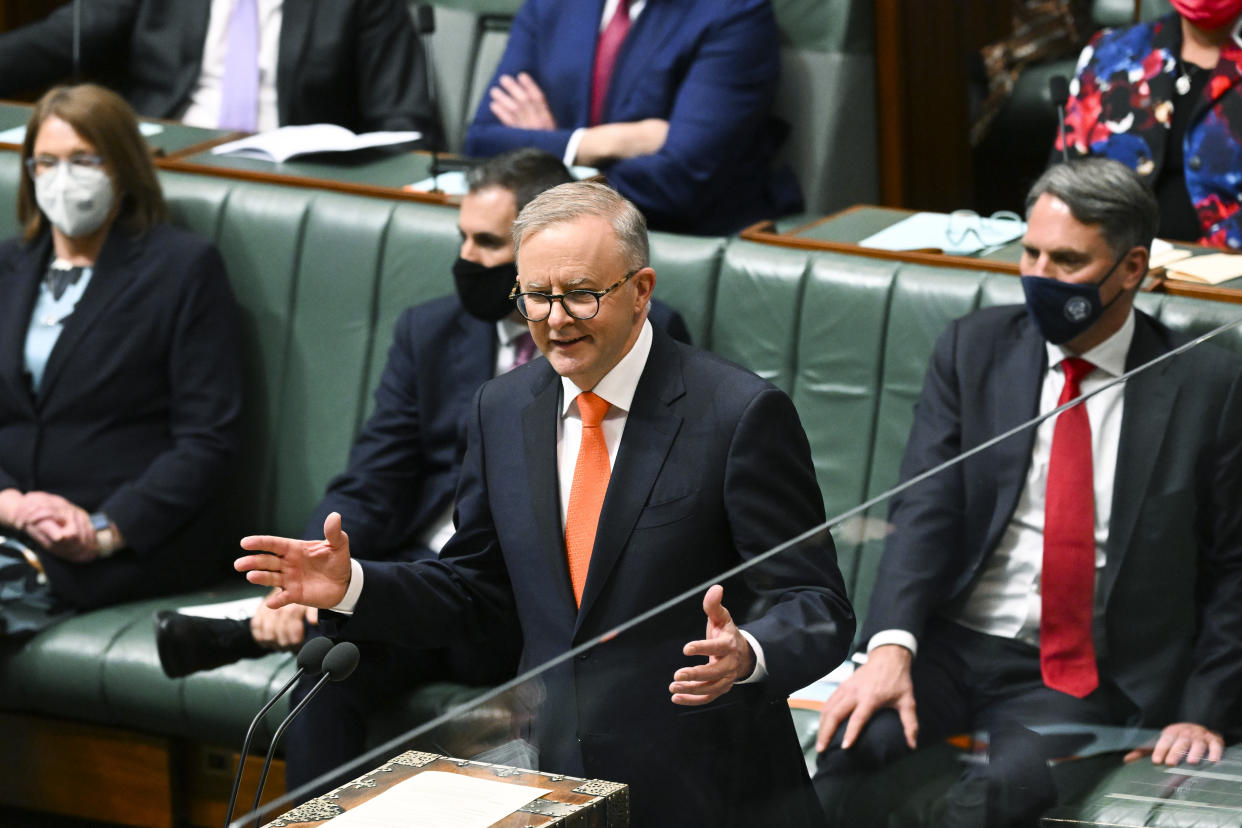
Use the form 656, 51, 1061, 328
981, 320, 1046, 553
0, 236, 50, 411
276, 0, 314, 126
1101, 314, 1177, 603
575, 330, 684, 629
37, 229, 142, 404
522, 363, 577, 605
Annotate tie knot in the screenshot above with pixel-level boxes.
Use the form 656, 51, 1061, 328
577, 391, 610, 427
1061, 357, 1095, 386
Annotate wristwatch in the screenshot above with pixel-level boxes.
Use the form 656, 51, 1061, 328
89, 512, 117, 558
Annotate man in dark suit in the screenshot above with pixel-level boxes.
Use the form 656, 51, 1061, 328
157, 149, 690, 793
0, 0, 435, 138
464, 0, 802, 235
236, 181, 853, 826
813, 158, 1242, 827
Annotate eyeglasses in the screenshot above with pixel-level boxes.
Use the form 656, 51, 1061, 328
25, 153, 105, 180
508, 268, 639, 322
945, 209, 1024, 250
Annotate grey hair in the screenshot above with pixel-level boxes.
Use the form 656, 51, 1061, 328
1025, 158, 1159, 255
511, 181, 650, 271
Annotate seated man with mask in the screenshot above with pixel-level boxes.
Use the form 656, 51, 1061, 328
813, 157, 1242, 827
154, 147, 689, 794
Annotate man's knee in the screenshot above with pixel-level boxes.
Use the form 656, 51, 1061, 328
815, 708, 915, 774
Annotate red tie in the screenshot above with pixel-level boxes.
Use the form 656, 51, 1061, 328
565, 392, 611, 606
590, 0, 631, 126
1040, 356, 1099, 698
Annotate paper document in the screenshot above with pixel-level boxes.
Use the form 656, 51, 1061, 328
0, 121, 164, 145
175, 595, 263, 620
328, 771, 552, 828
211, 124, 421, 163
1164, 252, 1242, 285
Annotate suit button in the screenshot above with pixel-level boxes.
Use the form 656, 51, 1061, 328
576, 652, 589, 660
1189, 155, 1202, 170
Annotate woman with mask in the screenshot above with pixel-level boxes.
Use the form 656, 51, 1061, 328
1055, 1, 1242, 248
0, 84, 243, 620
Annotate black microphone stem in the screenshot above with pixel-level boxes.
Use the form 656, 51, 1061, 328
222, 669, 304, 828
246, 671, 334, 828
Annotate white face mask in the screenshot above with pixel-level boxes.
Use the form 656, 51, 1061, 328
34, 163, 115, 238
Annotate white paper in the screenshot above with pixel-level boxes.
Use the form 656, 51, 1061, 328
175, 595, 263, 620
0, 121, 164, 144
328, 770, 552, 828
407, 164, 600, 195
211, 124, 421, 163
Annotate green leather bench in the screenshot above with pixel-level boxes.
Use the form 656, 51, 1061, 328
1, 151, 1240, 826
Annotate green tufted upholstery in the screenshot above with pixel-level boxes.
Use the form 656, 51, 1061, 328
1, 156, 1239, 824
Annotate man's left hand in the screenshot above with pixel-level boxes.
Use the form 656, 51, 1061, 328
1124, 722, 1223, 766
489, 72, 557, 130
670, 584, 755, 706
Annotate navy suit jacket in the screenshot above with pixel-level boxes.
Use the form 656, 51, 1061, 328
865, 306, 1242, 731
305, 295, 691, 560
0, 225, 243, 610
337, 326, 853, 827
464, 0, 802, 235
0, 0, 435, 137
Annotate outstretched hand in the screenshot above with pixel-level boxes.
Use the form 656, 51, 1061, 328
235, 512, 353, 611
670, 584, 755, 706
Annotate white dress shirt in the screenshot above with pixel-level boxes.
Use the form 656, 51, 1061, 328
180, 0, 283, 132
24, 265, 93, 392
868, 311, 1135, 657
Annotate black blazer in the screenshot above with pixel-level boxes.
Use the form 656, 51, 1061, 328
0, 224, 243, 610
305, 295, 691, 560
336, 326, 854, 827
865, 306, 1242, 730
0, 0, 436, 137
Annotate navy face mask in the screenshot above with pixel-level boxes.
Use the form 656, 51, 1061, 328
1020, 254, 1127, 345
452, 257, 519, 322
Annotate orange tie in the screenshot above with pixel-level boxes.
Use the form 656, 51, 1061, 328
565, 391, 611, 606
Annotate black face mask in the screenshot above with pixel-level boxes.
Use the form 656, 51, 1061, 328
452, 257, 519, 322
1020, 254, 1126, 345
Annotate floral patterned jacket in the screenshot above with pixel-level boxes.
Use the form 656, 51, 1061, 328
1058, 12, 1242, 249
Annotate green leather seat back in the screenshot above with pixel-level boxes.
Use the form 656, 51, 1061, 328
0, 152, 20, 238
712, 240, 810, 394
649, 231, 726, 348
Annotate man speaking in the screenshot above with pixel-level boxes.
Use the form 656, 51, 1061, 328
237, 182, 854, 827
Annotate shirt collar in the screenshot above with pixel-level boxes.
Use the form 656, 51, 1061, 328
561, 318, 653, 417
1047, 309, 1135, 378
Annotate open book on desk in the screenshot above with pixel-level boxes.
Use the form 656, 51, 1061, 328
211, 123, 421, 163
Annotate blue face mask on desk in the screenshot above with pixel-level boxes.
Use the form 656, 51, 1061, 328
1020, 255, 1125, 344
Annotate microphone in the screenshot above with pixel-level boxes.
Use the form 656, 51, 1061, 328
244, 641, 361, 828
415, 4, 443, 191
222, 636, 333, 828
1049, 75, 1070, 164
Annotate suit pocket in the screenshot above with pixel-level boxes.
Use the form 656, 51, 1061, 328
632, 489, 699, 530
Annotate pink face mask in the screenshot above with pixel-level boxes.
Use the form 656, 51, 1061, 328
1172, 0, 1242, 30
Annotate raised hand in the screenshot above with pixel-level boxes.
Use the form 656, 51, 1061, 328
235, 512, 354, 611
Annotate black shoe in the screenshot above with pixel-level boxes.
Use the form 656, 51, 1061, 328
153, 610, 266, 678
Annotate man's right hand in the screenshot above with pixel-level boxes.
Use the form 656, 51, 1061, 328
250, 599, 317, 650
235, 512, 353, 611
814, 644, 918, 753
